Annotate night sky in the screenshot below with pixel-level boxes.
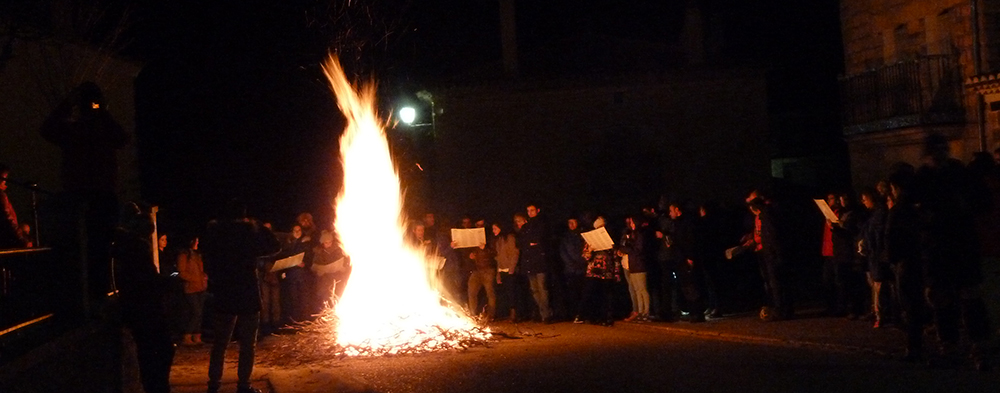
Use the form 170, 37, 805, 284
79, 0, 843, 235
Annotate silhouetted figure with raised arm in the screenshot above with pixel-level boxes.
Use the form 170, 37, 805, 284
41, 81, 129, 296
201, 200, 280, 393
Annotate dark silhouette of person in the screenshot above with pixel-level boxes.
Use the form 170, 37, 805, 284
41, 81, 129, 297
110, 202, 174, 393
912, 134, 992, 368
201, 199, 280, 393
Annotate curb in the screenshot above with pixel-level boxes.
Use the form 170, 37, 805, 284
615, 320, 897, 358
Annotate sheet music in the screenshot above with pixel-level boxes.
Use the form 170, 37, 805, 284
270, 252, 305, 272
813, 199, 840, 223
581, 226, 615, 251
312, 257, 347, 275
451, 227, 486, 248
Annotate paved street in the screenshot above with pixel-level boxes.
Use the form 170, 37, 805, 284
170, 312, 1000, 393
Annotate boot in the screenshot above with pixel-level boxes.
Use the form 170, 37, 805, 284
182, 334, 195, 346
193, 333, 203, 345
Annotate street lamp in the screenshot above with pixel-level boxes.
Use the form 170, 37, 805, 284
399, 106, 417, 125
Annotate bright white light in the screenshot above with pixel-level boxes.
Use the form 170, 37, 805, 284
399, 107, 417, 124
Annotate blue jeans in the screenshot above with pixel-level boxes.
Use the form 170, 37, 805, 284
526, 273, 551, 320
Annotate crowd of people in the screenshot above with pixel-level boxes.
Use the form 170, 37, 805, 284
151, 212, 352, 345
400, 134, 998, 370
3, 133, 1000, 392
814, 135, 998, 368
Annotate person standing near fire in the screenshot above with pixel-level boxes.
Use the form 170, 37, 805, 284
518, 204, 551, 323
279, 224, 312, 324
311, 230, 350, 311
201, 200, 280, 393
493, 221, 523, 321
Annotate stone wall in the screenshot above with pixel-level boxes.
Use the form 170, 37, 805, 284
839, 0, 988, 188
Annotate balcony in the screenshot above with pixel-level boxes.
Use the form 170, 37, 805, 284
839, 55, 965, 136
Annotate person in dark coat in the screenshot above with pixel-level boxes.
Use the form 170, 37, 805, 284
201, 200, 281, 393
830, 193, 869, 319
278, 224, 312, 324
654, 198, 679, 322
860, 188, 893, 328
697, 201, 730, 318
559, 217, 588, 323
884, 174, 930, 361
619, 215, 650, 322
667, 202, 707, 322
517, 205, 551, 322
111, 202, 173, 393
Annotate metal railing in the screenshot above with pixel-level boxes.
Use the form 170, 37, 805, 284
840, 55, 965, 135
0, 248, 62, 335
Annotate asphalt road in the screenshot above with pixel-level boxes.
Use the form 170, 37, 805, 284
171, 320, 999, 393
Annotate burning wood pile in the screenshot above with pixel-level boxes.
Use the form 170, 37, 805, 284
273, 55, 492, 359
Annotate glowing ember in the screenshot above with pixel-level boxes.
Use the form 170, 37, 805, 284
323, 55, 489, 356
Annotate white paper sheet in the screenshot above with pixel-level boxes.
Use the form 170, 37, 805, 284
813, 199, 839, 223
270, 252, 305, 272
581, 226, 615, 251
311, 257, 348, 275
451, 227, 486, 248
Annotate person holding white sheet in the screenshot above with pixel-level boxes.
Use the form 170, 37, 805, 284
580, 216, 620, 326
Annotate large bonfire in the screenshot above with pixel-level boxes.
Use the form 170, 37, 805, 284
322, 55, 489, 356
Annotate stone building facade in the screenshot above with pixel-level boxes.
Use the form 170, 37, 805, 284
840, 0, 1000, 188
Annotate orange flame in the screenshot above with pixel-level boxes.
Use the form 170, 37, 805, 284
322, 55, 487, 355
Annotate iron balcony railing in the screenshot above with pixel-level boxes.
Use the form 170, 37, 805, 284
839, 55, 965, 135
